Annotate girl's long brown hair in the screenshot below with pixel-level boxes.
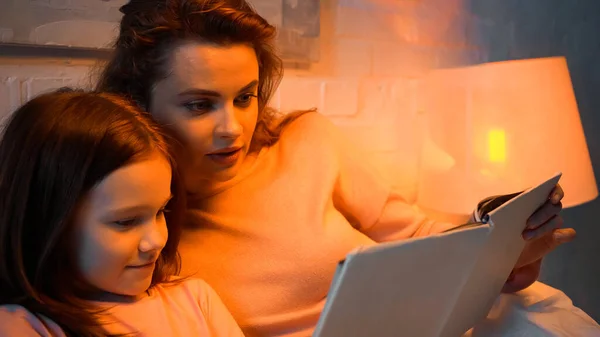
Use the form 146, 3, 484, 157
0, 89, 186, 336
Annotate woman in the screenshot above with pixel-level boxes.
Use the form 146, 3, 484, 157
0, 89, 244, 336
96, 0, 597, 336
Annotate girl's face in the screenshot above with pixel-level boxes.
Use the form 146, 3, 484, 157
149, 42, 259, 189
72, 152, 172, 298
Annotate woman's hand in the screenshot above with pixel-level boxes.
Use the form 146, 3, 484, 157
502, 185, 576, 293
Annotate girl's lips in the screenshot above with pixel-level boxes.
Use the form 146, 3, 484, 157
127, 260, 156, 269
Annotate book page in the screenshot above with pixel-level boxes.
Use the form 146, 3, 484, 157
314, 225, 492, 337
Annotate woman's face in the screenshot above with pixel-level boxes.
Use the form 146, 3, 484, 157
150, 42, 260, 187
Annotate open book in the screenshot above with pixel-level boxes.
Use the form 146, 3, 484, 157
313, 172, 562, 337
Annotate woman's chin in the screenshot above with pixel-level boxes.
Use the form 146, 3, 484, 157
210, 165, 242, 182
205, 151, 246, 181
184, 152, 247, 192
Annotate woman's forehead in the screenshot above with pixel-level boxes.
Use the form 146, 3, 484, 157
166, 42, 259, 91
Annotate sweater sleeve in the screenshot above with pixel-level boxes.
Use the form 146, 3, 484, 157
297, 113, 470, 242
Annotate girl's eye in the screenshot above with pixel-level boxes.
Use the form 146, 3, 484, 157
235, 93, 257, 107
113, 218, 141, 229
184, 100, 214, 114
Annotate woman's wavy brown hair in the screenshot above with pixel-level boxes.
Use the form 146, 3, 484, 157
96, 0, 313, 152
0, 89, 186, 336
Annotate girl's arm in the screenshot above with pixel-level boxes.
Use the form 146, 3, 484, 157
0, 305, 65, 337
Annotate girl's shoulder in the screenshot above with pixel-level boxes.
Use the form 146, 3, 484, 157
0, 304, 66, 336
152, 277, 221, 306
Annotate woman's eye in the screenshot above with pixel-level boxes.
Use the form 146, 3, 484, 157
184, 100, 214, 114
235, 93, 257, 106
157, 207, 170, 218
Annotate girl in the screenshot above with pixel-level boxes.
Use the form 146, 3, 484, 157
0, 89, 244, 336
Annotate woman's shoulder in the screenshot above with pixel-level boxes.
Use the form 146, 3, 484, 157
0, 304, 65, 336
280, 111, 337, 139
277, 111, 343, 155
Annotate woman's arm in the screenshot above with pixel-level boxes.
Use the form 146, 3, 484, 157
294, 112, 462, 241
290, 112, 568, 292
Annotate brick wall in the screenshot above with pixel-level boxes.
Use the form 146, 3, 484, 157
0, 59, 92, 121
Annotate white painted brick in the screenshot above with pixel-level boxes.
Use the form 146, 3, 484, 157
331, 38, 372, 77
321, 79, 359, 117
278, 77, 323, 113
20, 78, 67, 102
62, 77, 82, 89
390, 80, 422, 170
390, 78, 416, 115
357, 78, 391, 121
30, 21, 119, 49
372, 42, 435, 77
62, 72, 93, 90
0, 77, 20, 123
0, 64, 93, 98
359, 79, 406, 123
337, 78, 421, 152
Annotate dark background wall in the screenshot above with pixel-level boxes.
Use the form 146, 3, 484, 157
466, 0, 600, 321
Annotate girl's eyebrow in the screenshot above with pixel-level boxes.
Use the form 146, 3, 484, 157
107, 195, 173, 216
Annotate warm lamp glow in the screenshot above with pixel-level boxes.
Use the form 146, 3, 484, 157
416, 57, 597, 215
487, 129, 506, 163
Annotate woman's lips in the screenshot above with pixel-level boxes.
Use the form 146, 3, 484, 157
206, 147, 242, 166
